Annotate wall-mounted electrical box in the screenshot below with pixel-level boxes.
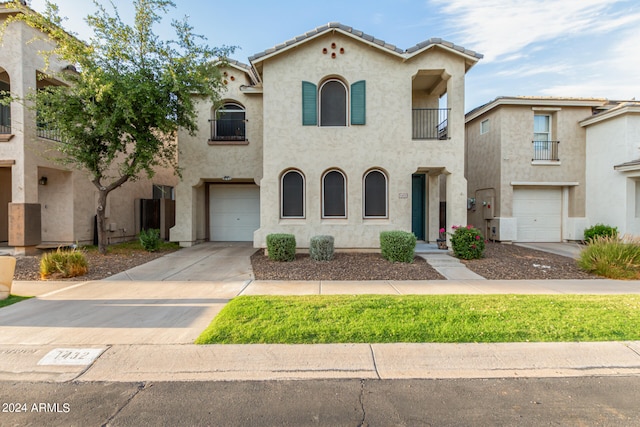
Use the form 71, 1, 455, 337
482, 197, 494, 220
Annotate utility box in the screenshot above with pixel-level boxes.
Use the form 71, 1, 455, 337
482, 197, 494, 220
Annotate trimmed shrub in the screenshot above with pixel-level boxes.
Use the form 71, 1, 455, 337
578, 235, 640, 279
40, 248, 88, 279
450, 225, 485, 260
583, 223, 618, 243
266, 233, 296, 262
139, 228, 161, 252
380, 231, 416, 263
310, 235, 335, 261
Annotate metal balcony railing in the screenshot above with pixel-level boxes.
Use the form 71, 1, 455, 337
412, 108, 450, 140
532, 140, 560, 161
37, 126, 62, 142
209, 119, 246, 141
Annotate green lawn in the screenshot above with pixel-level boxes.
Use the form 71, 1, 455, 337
0, 295, 31, 308
195, 294, 640, 344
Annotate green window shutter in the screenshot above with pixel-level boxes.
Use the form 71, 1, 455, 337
351, 80, 366, 125
302, 81, 317, 126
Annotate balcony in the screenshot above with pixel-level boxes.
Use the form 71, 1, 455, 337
532, 140, 560, 161
37, 126, 62, 142
209, 119, 246, 142
412, 108, 449, 140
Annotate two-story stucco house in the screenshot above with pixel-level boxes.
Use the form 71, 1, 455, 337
170, 23, 482, 249
0, 4, 177, 254
465, 96, 639, 242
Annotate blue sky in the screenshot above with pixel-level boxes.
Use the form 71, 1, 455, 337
29, 0, 640, 112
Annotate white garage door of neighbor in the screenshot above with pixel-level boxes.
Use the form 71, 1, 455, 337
209, 185, 260, 241
512, 188, 562, 242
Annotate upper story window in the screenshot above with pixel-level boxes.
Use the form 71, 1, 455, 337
533, 114, 559, 161
480, 119, 490, 135
0, 78, 10, 135
363, 169, 388, 218
281, 170, 305, 218
211, 103, 246, 141
320, 80, 347, 126
302, 80, 365, 126
322, 169, 346, 218
534, 114, 551, 141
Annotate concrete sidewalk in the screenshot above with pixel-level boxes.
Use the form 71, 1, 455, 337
2, 241, 640, 383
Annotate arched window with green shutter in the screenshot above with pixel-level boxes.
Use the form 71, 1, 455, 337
351, 80, 366, 125
302, 81, 317, 126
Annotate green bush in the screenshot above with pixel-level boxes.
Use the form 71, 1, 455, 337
449, 225, 485, 260
139, 228, 161, 252
310, 235, 334, 261
583, 223, 618, 243
380, 231, 416, 263
266, 234, 296, 262
40, 248, 88, 279
578, 235, 640, 279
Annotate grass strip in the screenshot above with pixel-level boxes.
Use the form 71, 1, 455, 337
0, 295, 32, 309
195, 294, 640, 344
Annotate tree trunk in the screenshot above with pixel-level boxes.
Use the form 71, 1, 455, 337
96, 189, 109, 255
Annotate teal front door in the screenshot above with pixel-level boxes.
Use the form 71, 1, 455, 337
411, 174, 425, 240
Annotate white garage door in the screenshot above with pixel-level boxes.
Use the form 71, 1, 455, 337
512, 188, 562, 242
209, 184, 260, 241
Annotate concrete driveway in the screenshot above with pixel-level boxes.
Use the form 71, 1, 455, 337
106, 241, 256, 281
2, 242, 257, 345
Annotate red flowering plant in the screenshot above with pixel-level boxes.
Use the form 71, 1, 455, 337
448, 224, 485, 260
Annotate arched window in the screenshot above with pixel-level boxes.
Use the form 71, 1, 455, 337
319, 80, 347, 127
322, 169, 346, 218
212, 103, 246, 140
363, 170, 388, 218
281, 170, 305, 218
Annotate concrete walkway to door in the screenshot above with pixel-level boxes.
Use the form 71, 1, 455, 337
105, 242, 256, 282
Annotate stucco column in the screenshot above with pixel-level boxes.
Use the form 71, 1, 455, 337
446, 172, 468, 231
170, 183, 197, 246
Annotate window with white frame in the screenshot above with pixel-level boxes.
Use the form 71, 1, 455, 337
281, 170, 305, 218
322, 169, 346, 218
533, 114, 551, 150
480, 119, 490, 135
363, 169, 387, 218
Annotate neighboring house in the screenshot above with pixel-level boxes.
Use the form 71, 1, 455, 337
581, 101, 640, 237
171, 23, 483, 249
0, 4, 177, 254
465, 96, 639, 242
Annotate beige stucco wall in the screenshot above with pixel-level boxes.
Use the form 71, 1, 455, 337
1, 16, 177, 248
254, 32, 469, 248
170, 64, 264, 245
466, 103, 592, 241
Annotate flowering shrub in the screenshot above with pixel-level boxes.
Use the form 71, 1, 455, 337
449, 225, 485, 260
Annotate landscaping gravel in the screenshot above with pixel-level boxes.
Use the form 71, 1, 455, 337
11, 241, 597, 282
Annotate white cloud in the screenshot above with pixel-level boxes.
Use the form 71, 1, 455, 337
430, 0, 640, 62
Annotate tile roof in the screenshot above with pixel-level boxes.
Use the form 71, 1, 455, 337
248, 22, 483, 63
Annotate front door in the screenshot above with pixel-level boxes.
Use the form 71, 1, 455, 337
411, 174, 425, 240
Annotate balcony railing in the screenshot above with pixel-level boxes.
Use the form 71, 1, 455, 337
412, 108, 449, 140
0, 104, 10, 134
532, 140, 560, 161
209, 119, 246, 141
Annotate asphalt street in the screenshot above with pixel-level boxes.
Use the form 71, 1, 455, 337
2, 377, 640, 426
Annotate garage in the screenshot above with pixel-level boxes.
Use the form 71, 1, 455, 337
512, 187, 562, 242
209, 184, 260, 241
